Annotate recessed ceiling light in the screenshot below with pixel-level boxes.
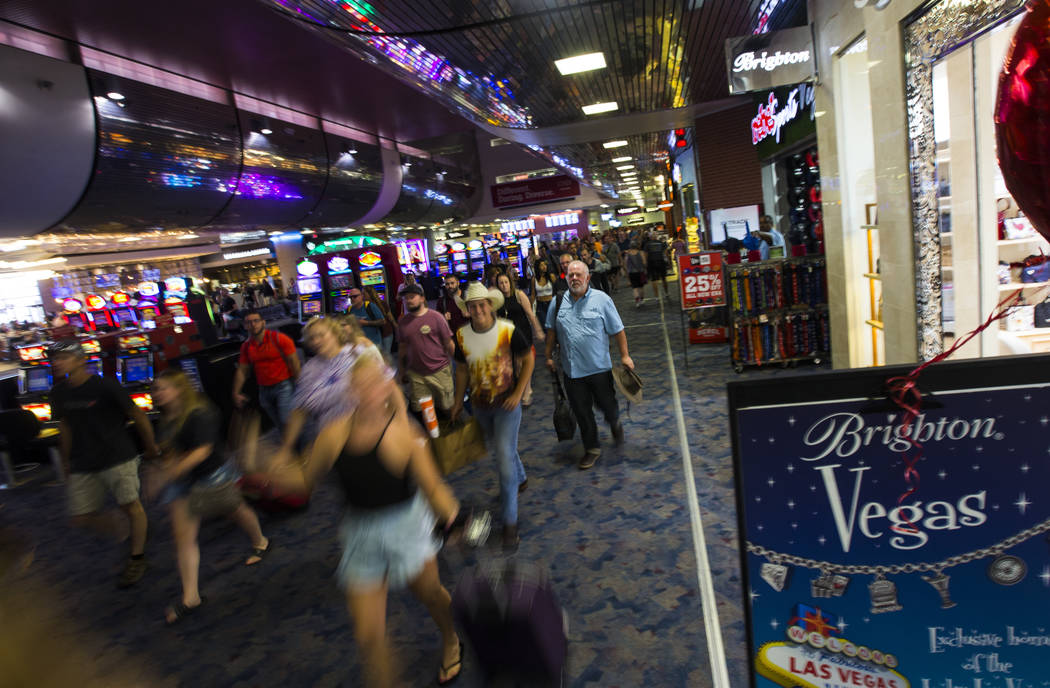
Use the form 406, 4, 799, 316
554, 52, 607, 75
348, 147, 358, 154
582, 101, 619, 115
603, 140, 628, 149
615, 165, 634, 171
611, 156, 632, 163
106, 91, 125, 101
260, 128, 273, 135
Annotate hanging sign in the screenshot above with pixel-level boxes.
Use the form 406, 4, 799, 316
751, 82, 817, 159
490, 174, 580, 209
726, 25, 816, 94
678, 252, 725, 309
729, 357, 1050, 688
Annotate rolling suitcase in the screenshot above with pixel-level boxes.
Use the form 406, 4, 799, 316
451, 559, 568, 684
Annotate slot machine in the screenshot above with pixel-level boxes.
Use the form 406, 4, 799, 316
434, 243, 451, 276
162, 277, 192, 324
84, 294, 115, 330
356, 249, 390, 300
467, 239, 487, 275
324, 254, 354, 314
60, 298, 95, 332
296, 259, 324, 321
115, 332, 155, 413
15, 343, 55, 422
108, 291, 139, 328
134, 281, 162, 329
450, 242, 469, 276
79, 337, 104, 378
501, 234, 523, 277
393, 238, 430, 275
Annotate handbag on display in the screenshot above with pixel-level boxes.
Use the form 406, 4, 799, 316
1020, 262, 1050, 283
431, 416, 487, 475
1035, 297, 1050, 328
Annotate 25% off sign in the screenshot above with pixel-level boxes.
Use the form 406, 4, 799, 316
678, 251, 726, 309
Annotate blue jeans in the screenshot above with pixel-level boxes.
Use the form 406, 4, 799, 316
258, 379, 294, 431
473, 404, 526, 526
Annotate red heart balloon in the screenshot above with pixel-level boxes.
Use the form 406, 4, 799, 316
997, 0, 1050, 243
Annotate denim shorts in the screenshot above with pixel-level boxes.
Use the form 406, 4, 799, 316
336, 491, 440, 591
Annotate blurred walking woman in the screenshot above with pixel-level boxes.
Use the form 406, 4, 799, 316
149, 369, 270, 625
262, 356, 462, 687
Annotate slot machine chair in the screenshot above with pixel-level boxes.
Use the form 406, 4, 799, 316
0, 409, 64, 488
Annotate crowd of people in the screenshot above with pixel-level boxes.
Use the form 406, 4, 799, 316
33, 224, 684, 687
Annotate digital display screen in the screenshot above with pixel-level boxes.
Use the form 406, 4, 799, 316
328, 274, 352, 290
25, 367, 52, 393
22, 403, 51, 422
95, 273, 121, 288
178, 358, 204, 392
119, 334, 150, 349
452, 252, 467, 261
19, 345, 47, 363
85, 361, 101, 378
302, 299, 322, 315
360, 269, 385, 287
470, 261, 485, 270
174, 315, 193, 324
81, 339, 101, 355
143, 269, 161, 281
129, 392, 154, 412
298, 277, 322, 294
113, 308, 137, 326
121, 356, 152, 384
138, 306, 157, 320
331, 295, 349, 313
165, 301, 189, 316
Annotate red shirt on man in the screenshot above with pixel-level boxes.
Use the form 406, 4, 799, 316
239, 329, 296, 386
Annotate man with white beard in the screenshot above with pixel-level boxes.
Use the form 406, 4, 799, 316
544, 261, 635, 470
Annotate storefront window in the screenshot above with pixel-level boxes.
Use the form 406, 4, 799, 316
834, 36, 880, 366
927, 12, 1026, 358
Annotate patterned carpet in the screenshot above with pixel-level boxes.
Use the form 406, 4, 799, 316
0, 283, 823, 687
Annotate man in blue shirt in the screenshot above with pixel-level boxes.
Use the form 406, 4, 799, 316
544, 261, 635, 469
347, 288, 386, 348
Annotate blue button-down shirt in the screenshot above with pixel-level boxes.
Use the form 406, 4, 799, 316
546, 287, 624, 379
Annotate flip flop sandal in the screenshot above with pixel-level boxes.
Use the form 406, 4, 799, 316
437, 642, 463, 685
166, 597, 206, 626
245, 540, 272, 566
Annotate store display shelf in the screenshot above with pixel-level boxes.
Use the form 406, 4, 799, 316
997, 237, 1049, 247
1009, 329, 1050, 338
865, 319, 884, 330
998, 281, 1050, 291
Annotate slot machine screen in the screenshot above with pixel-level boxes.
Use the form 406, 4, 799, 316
360, 269, 385, 287
302, 299, 322, 315
113, 308, 137, 327
22, 403, 51, 422
452, 252, 467, 262
120, 356, 152, 384
329, 274, 352, 290
25, 367, 52, 393
298, 277, 322, 294
18, 345, 47, 363
331, 295, 349, 312
129, 392, 154, 412
178, 358, 204, 392
81, 339, 101, 355
85, 361, 101, 378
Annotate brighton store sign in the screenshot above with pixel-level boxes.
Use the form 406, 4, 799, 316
725, 24, 816, 94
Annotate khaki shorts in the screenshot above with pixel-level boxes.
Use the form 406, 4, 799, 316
68, 458, 141, 516
407, 364, 455, 411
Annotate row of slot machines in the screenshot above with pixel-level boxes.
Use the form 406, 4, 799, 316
295, 244, 405, 321
15, 317, 206, 425
55, 277, 197, 333
433, 233, 532, 279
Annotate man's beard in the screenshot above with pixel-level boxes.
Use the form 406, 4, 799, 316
408, 302, 423, 313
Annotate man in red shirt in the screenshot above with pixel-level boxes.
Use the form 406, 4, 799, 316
397, 283, 455, 415
232, 310, 301, 430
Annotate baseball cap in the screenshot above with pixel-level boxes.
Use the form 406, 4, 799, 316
401, 283, 425, 297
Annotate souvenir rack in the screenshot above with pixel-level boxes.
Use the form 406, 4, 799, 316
727, 255, 830, 373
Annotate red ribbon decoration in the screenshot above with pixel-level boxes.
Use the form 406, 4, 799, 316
885, 289, 1030, 533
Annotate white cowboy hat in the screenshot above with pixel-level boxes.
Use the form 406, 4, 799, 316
462, 282, 505, 311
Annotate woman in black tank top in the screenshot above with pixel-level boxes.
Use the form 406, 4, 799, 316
257, 355, 463, 686
495, 272, 543, 406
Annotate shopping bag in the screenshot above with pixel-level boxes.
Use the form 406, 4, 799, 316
551, 373, 576, 442
431, 417, 487, 475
